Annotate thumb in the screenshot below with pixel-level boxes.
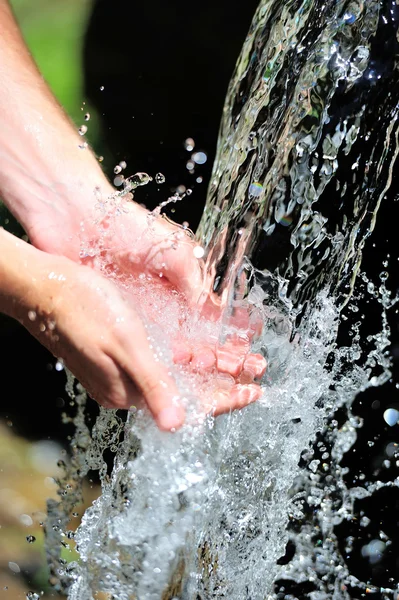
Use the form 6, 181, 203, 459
116, 313, 186, 431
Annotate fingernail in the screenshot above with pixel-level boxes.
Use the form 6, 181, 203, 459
157, 406, 184, 431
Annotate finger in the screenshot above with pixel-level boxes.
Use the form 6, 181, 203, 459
190, 346, 216, 372
115, 315, 185, 431
243, 353, 267, 380
172, 340, 192, 364
206, 384, 262, 416
216, 344, 246, 378
159, 241, 204, 303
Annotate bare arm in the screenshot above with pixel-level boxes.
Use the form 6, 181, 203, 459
0, 2, 266, 427
0, 0, 113, 256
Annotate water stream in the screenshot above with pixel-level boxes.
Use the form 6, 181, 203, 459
45, 1, 399, 598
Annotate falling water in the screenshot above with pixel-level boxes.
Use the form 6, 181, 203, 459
45, 1, 398, 599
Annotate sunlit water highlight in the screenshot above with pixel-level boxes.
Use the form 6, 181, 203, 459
45, 1, 399, 598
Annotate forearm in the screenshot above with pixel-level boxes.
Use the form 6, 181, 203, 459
0, 227, 44, 319
0, 1, 112, 247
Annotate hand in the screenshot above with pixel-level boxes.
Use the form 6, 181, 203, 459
28, 189, 267, 418
29, 184, 204, 300
0, 230, 264, 429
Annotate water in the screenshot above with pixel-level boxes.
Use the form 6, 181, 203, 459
45, 1, 399, 598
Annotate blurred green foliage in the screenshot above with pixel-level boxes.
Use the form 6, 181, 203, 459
10, 0, 93, 126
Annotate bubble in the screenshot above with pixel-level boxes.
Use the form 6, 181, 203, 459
184, 137, 195, 151
192, 151, 207, 165
84, 113, 90, 121
193, 246, 205, 259
383, 408, 399, 426
98, 156, 104, 162
114, 175, 124, 187
196, 176, 203, 183
182, 221, 189, 229
249, 182, 263, 197
119, 160, 127, 170
55, 361, 64, 372
28, 310, 36, 321
26, 593, 40, 600
114, 165, 122, 175
186, 189, 193, 196
155, 173, 166, 184
177, 185, 186, 195
100, 85, 105, 91
26, 535, 36, 543
78, 125, 88, 136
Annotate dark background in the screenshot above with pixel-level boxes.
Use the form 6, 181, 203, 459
0, 1, 398, 596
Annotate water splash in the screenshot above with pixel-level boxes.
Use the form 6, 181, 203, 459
45, 1, 399, 598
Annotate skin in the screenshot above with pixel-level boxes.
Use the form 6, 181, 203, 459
0, 1, 267, 430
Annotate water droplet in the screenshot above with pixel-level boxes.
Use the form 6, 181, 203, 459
78, 125, 87, 136
343, 12, 356, 24
8, 562, 20, 573
19, 514, 33, 526
383, 408, 399, 426
26, 535, 36, 543
184, 137, 195, 151
84, 113, 90, 121
124, 172, 153, 191
193, 246, 205, 259
192, 151, 207, 165
28, 310, 36, 321
249, 182, 263, 197
155, 173, 166, 184
114, 165, 122, 174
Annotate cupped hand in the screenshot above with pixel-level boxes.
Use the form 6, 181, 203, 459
26, 185, 267, 422
9, 238, 263, 429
